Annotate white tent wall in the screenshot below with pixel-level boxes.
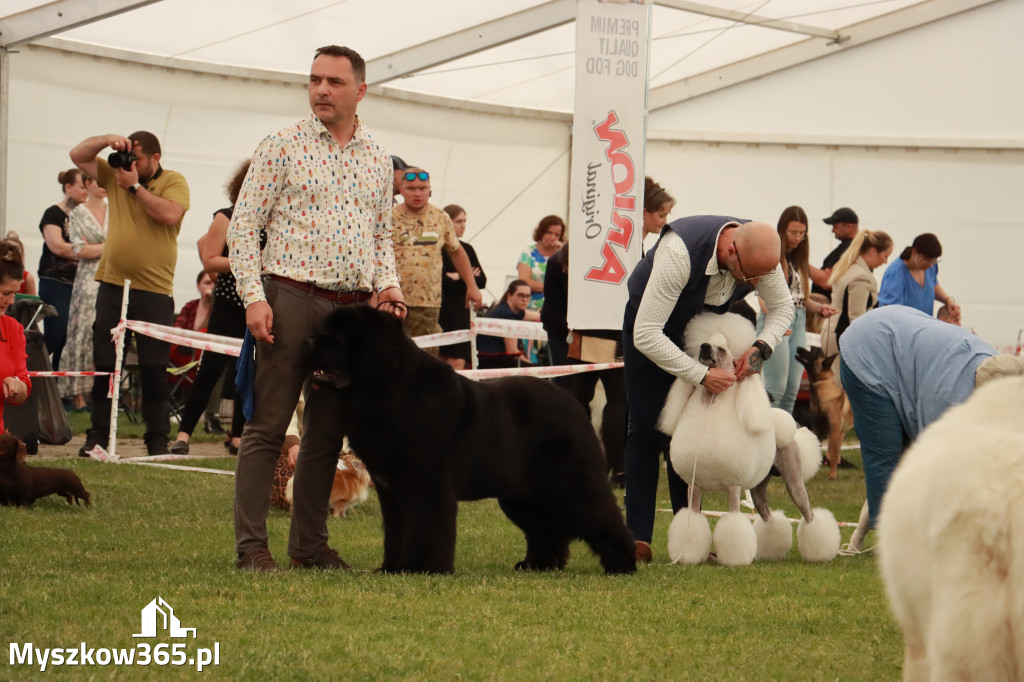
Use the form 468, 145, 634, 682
5, 45, 570, 313
645, 141, 1024, 351
648, 1, 1023, 140
646, 0, 1024, 351
3, 1, 1021, 350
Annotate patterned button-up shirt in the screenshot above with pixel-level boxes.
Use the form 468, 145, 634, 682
391, 203, 459, 308
229, 114, 399, 305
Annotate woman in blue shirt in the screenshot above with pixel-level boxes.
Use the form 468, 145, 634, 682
878, 233, 961, 322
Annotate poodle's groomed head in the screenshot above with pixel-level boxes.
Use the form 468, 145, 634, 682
683, 312, 757, 370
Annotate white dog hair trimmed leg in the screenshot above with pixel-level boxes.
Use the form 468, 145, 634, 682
753, 510, 793, 560
713, 512, 758, 566
667, 508, 712, 565
797, 508, 841, 562
879, 376, 1024, 682
711, 485, 757, 566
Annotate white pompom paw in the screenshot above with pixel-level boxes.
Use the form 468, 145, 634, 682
753, 510, 793, 561
797, 508, 841, 562
712, 512, 757, 566
667, 509, 712, 565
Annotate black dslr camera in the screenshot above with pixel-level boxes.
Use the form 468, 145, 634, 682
108, 150, 139, 169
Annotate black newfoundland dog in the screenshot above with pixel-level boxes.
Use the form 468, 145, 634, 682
306, 304, 635, 575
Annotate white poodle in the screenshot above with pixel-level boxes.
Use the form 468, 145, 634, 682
878, 375, 1024, 681
659, 312, 840, 566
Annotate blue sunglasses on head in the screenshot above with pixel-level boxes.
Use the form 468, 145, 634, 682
403, 172, 429, 181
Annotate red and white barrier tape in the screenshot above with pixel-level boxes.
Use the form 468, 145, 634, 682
473, 317, 548, 341
412, 329, 475, 348
459, 361, 623, 381
126, 461, 235, 476
28, 371, 111, 377
120, 320, 242, 357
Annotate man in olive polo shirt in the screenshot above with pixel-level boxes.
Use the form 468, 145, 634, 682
70, 131, 190, 456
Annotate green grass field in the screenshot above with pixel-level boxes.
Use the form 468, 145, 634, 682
1, 446, 901, 681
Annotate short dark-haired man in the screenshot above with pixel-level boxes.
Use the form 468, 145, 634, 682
810, 207, 859, 296
70, 130, 190, 457
229, 44, 405, 572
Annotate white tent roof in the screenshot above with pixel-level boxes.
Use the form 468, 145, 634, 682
1, 0, 994, 114
2, 0, 1022, 348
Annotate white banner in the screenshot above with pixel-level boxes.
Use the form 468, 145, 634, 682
567, 0, 651, 330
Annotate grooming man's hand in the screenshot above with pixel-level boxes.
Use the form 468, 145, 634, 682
734, 346, 764, 380
702, 367, 736, 394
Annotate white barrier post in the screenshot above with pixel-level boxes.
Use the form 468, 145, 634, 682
107, 280, 131, 459
470, 308, 478, 370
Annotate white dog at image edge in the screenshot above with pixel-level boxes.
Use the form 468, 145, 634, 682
878, 375, 1024, 681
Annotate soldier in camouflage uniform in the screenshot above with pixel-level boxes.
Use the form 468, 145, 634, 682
392, 167, 482, 352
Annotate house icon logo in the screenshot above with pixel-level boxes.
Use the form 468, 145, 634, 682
133, 597, 197, 639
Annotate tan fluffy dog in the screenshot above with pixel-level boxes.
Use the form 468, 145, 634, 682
878, 375, 1024, 681
285, 452, 371, 518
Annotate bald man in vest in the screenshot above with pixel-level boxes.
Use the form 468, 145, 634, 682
622, 216, 795, 563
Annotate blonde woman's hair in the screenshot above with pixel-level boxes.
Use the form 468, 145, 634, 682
829, 230, 893, 285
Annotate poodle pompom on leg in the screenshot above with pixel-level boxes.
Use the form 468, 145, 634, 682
754, 510, 793, 561
667, 509, 712, 565
713, 513, 758, 566
797, 508, 841, 562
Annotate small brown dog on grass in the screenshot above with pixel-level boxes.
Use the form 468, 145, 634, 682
0, 433, 91, 507
285, 452, 371, 518
794, 347, 854, 480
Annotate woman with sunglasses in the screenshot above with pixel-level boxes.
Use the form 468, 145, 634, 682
878, 233, 959, 323
820, 229, 893, 358
756, 206, 837, 413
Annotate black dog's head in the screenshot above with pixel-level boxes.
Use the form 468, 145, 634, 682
304, 304, 411, 389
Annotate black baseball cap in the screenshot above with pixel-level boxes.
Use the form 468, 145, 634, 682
823, 207, 859, 225
391, 156, 410, 171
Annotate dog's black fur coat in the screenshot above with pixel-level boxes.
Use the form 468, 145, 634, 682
306, 305, 635, 575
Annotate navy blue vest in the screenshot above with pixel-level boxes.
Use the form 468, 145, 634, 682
624, 215, 750, 337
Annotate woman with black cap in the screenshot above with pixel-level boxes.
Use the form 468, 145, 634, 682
878, 232, 960, 323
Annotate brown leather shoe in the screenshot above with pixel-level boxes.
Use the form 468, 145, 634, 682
236, 547, 279, 572
289, 546, 351, 570
635, 540, 653, 564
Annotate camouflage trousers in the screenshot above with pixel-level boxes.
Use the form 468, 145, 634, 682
402, 306, 442, 357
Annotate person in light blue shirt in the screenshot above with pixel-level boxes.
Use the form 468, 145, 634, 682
838, 305, 1021, 527
878, 232, 961, 322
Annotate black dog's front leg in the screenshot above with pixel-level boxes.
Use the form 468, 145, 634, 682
376, 486, 406, 573
392, 486, 458, 574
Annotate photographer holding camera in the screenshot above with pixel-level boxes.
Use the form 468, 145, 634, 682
70, 131, 190, 456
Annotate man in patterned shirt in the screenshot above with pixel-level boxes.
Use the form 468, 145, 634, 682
228, 45, 405, 572
392, 167, 482, 350
621, 217, 794, 563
